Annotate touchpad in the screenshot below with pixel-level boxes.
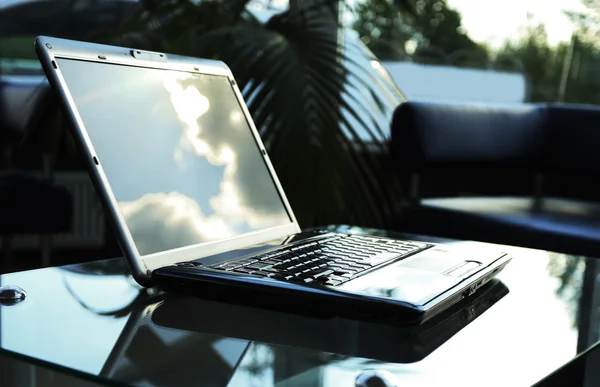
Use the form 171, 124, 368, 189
400, 247, 481, 276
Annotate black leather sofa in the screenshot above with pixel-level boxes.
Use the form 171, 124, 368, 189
391, 101, 600, 258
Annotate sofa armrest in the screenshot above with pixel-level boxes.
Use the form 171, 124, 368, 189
543, 103, 600, 177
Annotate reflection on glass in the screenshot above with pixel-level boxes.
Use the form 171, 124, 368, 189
107, 324, 251, 386
547, 253, 585, 329
56, 59, 291, 255
229, 343, 275, 386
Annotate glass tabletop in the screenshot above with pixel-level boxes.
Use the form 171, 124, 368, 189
0, 226, 596, 386
0, 351, 107, 387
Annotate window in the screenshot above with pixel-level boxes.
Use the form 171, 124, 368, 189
347, 0, 600, 105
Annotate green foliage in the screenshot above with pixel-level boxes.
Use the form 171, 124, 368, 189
352, 0, 600, 106
563, 38, 600, 104
565, 0, 600, 43
0, 36, 37, 60
561, 0, 600, 104
494, 21, 600, 105
493, 23, 564, 102
546, 253, 585, 329
353, 0, 488, 66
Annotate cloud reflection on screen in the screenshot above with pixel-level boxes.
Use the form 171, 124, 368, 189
120, 72, 289, 254
56, 58, 291, 256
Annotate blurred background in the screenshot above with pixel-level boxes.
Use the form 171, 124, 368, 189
1, 0, 600, 273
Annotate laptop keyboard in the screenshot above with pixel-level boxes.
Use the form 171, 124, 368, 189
208, 235, 429, 286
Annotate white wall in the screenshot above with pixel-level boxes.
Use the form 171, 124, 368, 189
383, 61, 527, 104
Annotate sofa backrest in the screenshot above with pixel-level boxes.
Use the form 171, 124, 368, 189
391, 100, 600, 201
391, 101, 545, 198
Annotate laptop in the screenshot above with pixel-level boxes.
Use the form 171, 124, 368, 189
35, 36, 511, 325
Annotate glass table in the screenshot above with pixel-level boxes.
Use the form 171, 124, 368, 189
0, 226, 598, 386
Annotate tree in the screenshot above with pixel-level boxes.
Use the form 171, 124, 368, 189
565, 0, 600, 43
493, 23, 564, 102
562, 0, 600, 104
353, 0, 489, 67
352, 0, 415, 60
493, 20, 600, 105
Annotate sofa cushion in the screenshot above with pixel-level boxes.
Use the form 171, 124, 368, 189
400, 197, 600, 257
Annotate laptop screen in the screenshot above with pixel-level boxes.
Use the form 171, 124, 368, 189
56, 58, 292, 256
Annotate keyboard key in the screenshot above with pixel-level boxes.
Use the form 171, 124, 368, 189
313, 269, 334, 279
245, 263, 274, 270
341, 256, 365, 263
220, 264, 242, 271
297, 270, 314, 277
261, 260, 281, 265
323, 253, 347, 260
363, 252, 401, 265
263, 267, 285, 274
346, 262, 370, 269
319, 237, 340, 244
333, 268, 357, 275
234, 268, 255, 274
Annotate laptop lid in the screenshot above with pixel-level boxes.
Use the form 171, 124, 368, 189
35, 36, 301, 285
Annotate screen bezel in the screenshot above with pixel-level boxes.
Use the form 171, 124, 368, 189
36, 36, 301, 285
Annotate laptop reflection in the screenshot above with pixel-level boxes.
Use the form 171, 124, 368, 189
100, 279, 508, 385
